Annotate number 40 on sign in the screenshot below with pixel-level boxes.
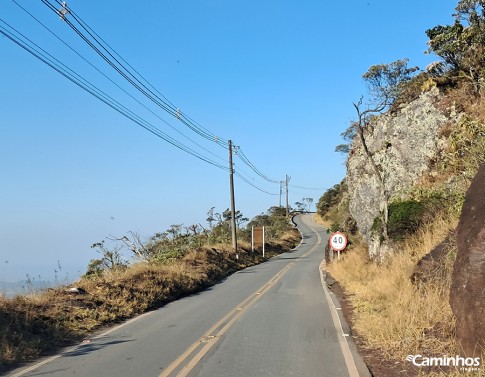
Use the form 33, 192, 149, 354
329, 231, 347, 251
329, 231, 348, 260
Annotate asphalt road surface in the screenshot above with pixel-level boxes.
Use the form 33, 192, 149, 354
7, 214, 370, 377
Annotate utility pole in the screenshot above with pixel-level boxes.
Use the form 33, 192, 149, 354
279, 181, 283, 207
228, 140, 238, 256
285, 174, 291, 217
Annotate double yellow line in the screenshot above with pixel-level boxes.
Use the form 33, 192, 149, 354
158, 262, 294, 377
160, 216, 326, 377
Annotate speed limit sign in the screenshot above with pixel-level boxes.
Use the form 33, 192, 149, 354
329, 231, 347, 251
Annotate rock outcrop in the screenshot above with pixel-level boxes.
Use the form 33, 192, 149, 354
346, 87, 450, 257
450, 162, 485, 357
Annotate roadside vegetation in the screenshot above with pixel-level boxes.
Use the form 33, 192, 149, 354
0, 206, 299, 373
319, 0, 485, 375
320, 116, 484, 375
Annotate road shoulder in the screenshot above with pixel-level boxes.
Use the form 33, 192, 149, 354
324, 271, 423, 377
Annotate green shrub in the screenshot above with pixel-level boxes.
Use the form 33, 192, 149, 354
83, 259, 104, 278
370, 215, 386, 244
387, 200, 426, 240
246, 206, 293, 242
317, 182, 345, 217
329, 221, 341, 233
371, 215, 383, 234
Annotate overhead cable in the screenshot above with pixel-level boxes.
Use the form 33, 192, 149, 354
5, 1, 298, 197
0, 19, 228, 171
233, 146, 280, 184
10, 0, 227, 165
233, 165, 280, 195
234, 172, 279, 196
289, 184, 327, 191
41, 0, 228, 148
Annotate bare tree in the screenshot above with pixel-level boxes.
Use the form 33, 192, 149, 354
349, 59, 419, 240
206, 207, 222, 230
108, 232, 151, 262
90, 240, 126, 270
303, 197, 314, 212
167, 224, 183, 241
352, 98, 390, 238
294, 201, 304, 212
186, 224, 201, 236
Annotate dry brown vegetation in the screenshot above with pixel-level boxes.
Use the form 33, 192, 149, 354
0, 230, 300, 374
326, 213, 484, 376
320, 52, 485, 375
327, 216, 457, 355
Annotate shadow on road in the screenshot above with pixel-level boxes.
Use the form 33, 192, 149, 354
62, 337, 135, 358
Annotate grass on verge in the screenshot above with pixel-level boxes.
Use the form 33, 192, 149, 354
326, 215, 484, 376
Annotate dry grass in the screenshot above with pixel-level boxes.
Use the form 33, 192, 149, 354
313, 213, 326, 226
423, 368, 485, 377
319, 194, 350, 231
321, 74, 485, 376
327, 215, 462, 363
0, 230, 300, 373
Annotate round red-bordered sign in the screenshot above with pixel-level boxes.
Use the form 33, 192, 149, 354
329, 231, 348, 251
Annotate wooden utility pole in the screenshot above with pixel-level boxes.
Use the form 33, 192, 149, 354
228, 140, 238, 255
285, 174, 291, 217
279, 181, 283, 207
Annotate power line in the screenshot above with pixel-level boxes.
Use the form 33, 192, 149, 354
0, 19, 228, 171
4, 2, 305, 198
233, 146, 280, 184
287, 189, 321, 196
41, 0, 229, 148
41, 0, 284, 196
10, 0, 227, 166
233, 166, 280, 196
233, 147, 325, 193
234, 172, 279, 196
289, 184, 326, 191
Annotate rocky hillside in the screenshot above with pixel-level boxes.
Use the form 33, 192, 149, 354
317, 0, 485, 368
344, 80, 484, 258
346, 86, 452, 257
319, 77, 485, 375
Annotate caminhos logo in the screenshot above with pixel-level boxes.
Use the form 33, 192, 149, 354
406, 354, 481, 372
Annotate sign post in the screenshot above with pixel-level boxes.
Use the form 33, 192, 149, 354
329, 231, 348, 261
252, 226, 265, 256
262, 226, 265, 258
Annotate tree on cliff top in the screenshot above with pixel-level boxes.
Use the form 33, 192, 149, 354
426, 0, 485, 93
337, 59, 418, 241
362, 59, 419, 110
354, 59, 419, 173
336, 59, 418, 156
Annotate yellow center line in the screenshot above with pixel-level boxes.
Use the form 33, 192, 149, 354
158, 262, 294, 377
159, 223, 320, 377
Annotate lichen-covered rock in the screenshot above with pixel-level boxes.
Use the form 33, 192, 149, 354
450, 163, 485, 357
346, 87, 449, 257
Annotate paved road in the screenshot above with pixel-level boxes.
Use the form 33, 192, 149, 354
7, 214, 369, 377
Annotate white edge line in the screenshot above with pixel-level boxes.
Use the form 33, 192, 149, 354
319, 260, 360, 377
7, 310, 155, 377
305, 214, 359, 376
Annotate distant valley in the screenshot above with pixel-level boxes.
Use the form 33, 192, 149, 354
0, 280, 54, 298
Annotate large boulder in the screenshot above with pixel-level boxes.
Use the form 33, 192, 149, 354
450, 163, 485, 357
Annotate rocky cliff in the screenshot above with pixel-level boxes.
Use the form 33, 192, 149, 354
346, 87, 454, 257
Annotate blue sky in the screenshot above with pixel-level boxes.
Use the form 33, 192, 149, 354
1, 0, 456, 283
